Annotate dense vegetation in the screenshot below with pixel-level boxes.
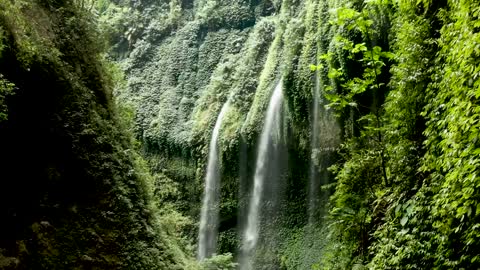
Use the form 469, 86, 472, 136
1, 0, 480, 269
0, 0, 195, 269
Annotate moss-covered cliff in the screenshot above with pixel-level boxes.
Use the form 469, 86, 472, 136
63, 0, 479, 269
103, 0, 318, 262
0, 0, 195, 269
100, 0, 343, 267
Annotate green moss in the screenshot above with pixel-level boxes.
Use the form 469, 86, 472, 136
0, 0, 195, 268
241, 16, 283, 142
100, 0, 480, 269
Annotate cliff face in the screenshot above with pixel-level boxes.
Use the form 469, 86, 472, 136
105, 0, 338, 266
2, 0, 479, 269
0, 1, 192, 269
106, 0, 480, 269
104, 0, 315, 259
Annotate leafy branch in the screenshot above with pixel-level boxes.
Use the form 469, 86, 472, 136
0, 74, 16, 122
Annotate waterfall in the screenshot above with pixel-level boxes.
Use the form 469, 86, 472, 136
307, 69, 341, 225
308, 71, 321, 224
302, 71, 341, 268
241, 81, 284, 269
198, 101, 230, 260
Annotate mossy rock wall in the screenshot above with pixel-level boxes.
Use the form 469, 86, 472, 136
107, 0, 341, 265
0, 0, 195, 268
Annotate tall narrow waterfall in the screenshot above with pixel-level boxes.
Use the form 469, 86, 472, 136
308, 71, 321, 224
198, 101, 230, 260
241, 81, 284, 269
307, 70, 341, 224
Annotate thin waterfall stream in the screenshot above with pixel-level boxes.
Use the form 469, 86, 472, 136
307, 69, 341, 225
241, 81, 284, 269
308, 71, 321, 224
198, 101, 230, 260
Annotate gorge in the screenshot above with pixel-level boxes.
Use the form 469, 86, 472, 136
1, 0, 480, 269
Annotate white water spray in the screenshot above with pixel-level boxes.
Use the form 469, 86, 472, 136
241, 81, 284, 269
198, 101, 230, 260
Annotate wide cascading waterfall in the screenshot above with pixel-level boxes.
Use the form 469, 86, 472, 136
198, 101, 230, 260
241, 81, 284, 270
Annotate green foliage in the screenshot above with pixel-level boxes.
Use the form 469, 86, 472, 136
0, 74, 15, 122
0, 0, 61, 66
196, 0, 255, 30
0, 26, 5, 57
95, 0, 480, 269
319, 2, 393, 111
241, 18, 283, 142
278, 225, 331, 270
310, 1, 393, 268
366, 1, 439, 268
97, 1, 143, 58
319, 0, 480, 269
0, 0, 196, 268
420, 0, 480, 267
199, 253, 237, 270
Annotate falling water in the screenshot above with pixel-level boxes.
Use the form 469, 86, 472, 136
198, 101, 230, 260
241, 81, 284, 270
307, 69, 341, 225
302, 70, 341, 268
308, 71, 321, 224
